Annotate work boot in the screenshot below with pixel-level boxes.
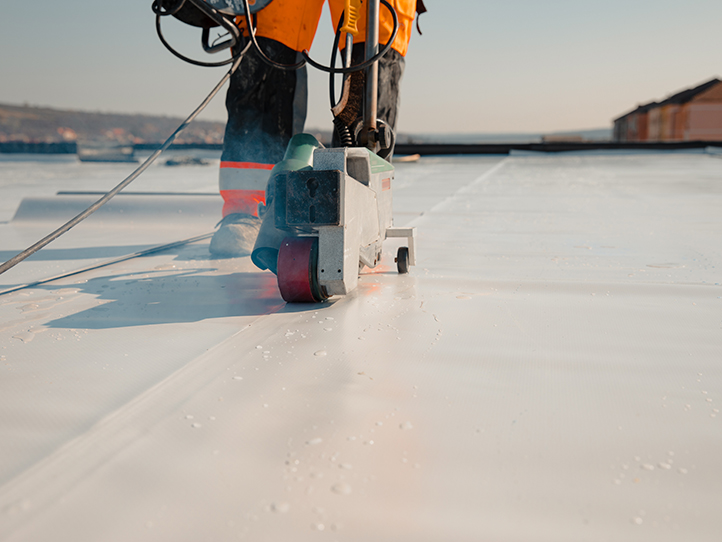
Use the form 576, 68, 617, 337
209, 213, 261, 257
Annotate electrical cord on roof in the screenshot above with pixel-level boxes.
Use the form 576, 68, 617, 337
0, 45, 250, 277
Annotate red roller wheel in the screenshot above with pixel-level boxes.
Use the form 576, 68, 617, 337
277, 237, 329, 303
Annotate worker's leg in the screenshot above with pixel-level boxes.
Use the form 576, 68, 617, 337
377, 47, 405, 132
211, 39, 303, 256
211, 0, 324, 257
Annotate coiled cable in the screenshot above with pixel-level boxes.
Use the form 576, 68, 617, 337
240, 0, 398, 74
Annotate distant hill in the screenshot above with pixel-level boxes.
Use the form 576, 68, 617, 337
0, 102, 612, 148
0, 103, 225, 145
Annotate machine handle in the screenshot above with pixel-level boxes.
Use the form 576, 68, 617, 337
189, 0, 241, 52
201, 27, 234, 54
340, 0, 362, 36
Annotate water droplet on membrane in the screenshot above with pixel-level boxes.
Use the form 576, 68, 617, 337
331, 483, 352, 495
271, 502, 290, 513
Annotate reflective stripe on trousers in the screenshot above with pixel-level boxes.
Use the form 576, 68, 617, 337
219, 161, 273, 217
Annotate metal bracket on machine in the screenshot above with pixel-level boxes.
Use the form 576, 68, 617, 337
386, 227, 416, 266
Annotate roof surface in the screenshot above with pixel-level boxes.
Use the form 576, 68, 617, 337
1, 149, 721, 540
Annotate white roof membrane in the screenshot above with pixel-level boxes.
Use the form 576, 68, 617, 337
0, 152, 721, 540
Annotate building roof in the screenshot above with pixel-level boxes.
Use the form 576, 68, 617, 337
613, 77, 722, 123
658, 77, 721, 106
613, 101, 658, 123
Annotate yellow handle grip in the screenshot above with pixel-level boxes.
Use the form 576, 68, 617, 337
340, 0, 362, 36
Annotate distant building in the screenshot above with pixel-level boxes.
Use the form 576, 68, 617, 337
613, 102, 657, 142
613, 78, 722, 142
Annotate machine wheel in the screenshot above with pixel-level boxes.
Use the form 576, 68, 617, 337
277, 237, 329, 303
396, 247, 410, 274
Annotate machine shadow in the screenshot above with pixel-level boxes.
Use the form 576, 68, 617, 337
43, 268, 292, 329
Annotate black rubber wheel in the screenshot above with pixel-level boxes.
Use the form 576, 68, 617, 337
396, 246, 410, 274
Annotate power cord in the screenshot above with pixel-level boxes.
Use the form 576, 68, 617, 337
0, 46, 249, 277
239, 0, 398, 74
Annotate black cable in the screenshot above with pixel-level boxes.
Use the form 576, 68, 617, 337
0, 50, 249, 278
329, 13, 346, 109
241, 0, 398, 75
303, 0, 399, 74
155, 13, 239, 67
241, 0, 305, 71
154, 0, 243, 68
329, 15, 355, 146
155, 0, 252, 87
151, 0, 187, 17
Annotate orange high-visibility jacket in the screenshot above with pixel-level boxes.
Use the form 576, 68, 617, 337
238, 0, 417, 57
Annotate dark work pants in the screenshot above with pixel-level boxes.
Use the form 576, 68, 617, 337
222, 38, 405, 162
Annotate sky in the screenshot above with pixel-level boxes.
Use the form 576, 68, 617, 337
1, 0, 721, 135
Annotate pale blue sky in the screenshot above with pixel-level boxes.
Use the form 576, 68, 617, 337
1, 1, 720, 134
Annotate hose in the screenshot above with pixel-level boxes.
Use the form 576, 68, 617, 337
329, 12, 348, 109
0, 233, 213, 297
152, 0, 187, 17
304, 0, 398, 74
153, 0, 243, 68
240, 0, 398, 75
0, 48, 249, 278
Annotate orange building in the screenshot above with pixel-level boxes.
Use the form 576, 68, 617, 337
613, 78, 722, 142
613, 102, 656, 142
675, 81, 722, 140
